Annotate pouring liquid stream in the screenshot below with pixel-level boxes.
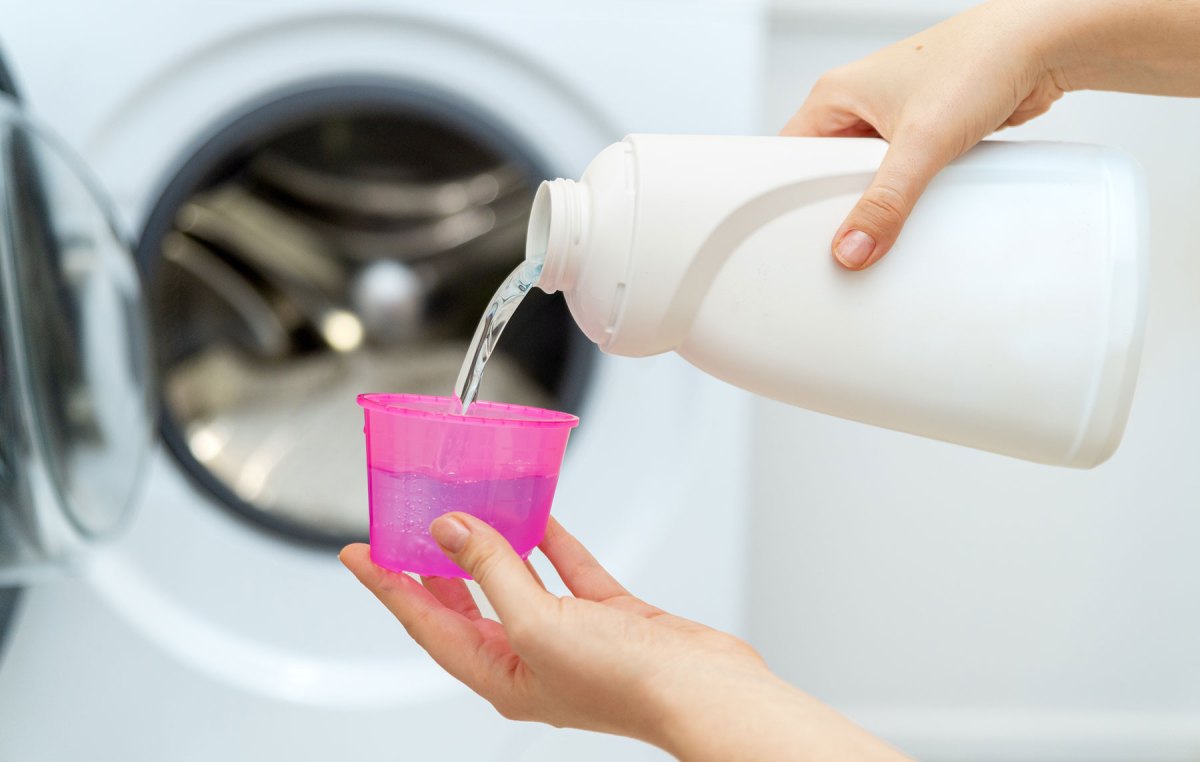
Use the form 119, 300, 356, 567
452, 258, 543, 414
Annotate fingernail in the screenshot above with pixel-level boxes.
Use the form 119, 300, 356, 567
835, 229, 876, 269
430, 515, 469, 553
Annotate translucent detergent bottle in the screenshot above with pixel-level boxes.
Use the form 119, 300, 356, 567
527, 135, 1148, 468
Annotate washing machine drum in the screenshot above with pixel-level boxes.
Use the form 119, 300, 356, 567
0, 94, 154, 580
138, 85, 592, 547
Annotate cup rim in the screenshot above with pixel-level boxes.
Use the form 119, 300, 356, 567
356, 393, 580, 429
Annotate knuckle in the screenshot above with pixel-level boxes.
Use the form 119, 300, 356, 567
408, 601, 439, 630
814, 66, 849, 91
492, 697, 527, 722
898, 111, 972, 157
896, 114, 974, 161
733, 638, 767, 665
398, 604, 437, 642
492, 699, 516, 720
897, 117, 943, 146
810, 73, 835, 96
860, 185, 909, 228
808, 70, 850, 104
372, 577, 398, 597
465, 545, 504, 584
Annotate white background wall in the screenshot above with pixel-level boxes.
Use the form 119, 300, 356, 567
751, 3, 1200, 760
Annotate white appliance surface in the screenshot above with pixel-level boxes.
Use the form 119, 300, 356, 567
753, 4, 1200, 761
0, 2, 762, 760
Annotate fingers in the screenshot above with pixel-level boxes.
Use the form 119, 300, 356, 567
524, 559, 548, 591
780, 104, 824, 137
833, 129, 952, 270
778, 79, 827, 136
538, 518, 629, 602
421, 575, 483, 621
1004, 103, 1053, 128
785, 86, 945, 270
429, 513, 551, 627
780, 69, 883, 139
339, 544, 484, 683
781, 100, 876, 138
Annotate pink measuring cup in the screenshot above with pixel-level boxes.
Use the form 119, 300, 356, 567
357, 393, 579, 578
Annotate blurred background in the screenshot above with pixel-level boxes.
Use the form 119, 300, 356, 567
754, 3, 1200, 761
0, 0, 1196, 760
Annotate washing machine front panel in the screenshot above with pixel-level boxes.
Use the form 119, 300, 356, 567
0, 3, 762, 760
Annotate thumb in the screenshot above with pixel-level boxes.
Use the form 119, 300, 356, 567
430, 512, 548, 625
833, 132, 950, 270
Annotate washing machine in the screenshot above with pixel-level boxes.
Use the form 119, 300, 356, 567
0, 2, 764, 760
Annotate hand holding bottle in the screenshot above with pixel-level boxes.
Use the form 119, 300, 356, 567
783, 0, 1200, 270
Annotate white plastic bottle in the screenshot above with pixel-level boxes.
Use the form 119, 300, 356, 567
527, 135, 1148, 468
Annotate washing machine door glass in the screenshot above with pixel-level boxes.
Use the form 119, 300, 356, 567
0, 98, 153, 580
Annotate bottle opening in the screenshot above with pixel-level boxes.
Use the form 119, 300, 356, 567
526, 182, 552, 267
526, 178, 581, 294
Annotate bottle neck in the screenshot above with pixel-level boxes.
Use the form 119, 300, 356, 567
527, 178, 585, 294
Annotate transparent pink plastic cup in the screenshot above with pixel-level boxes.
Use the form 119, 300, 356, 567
357, 393, 579, 579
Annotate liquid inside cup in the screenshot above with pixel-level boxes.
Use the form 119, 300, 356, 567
358, 393, 577, 579
367, 471, 557, 577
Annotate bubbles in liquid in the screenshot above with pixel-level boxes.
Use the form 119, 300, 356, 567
452, 258, 543, 414
369, 469, 558, 577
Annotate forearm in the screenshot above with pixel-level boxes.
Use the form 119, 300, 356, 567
650, 671, 910, 762
1033, 0, 1200, 95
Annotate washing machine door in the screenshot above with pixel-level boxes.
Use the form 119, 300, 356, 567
0, 94, 153, 582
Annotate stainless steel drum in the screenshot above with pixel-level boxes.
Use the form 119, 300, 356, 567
138, 82, 594, 546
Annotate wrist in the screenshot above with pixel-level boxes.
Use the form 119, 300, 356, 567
1027, 0, 1114, 92
1019, 0, 1198, 95
977, 0, 1102, 93
645, 666, 913, 761
648, 668, 800, 760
